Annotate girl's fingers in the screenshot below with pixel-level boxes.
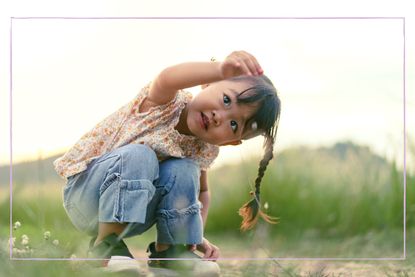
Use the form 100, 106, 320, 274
250, 55, 263, 75
232, 58, 241, 68
224, 51, 263, 77
203, 245, 213, 259
237, 52, 256, 75
236, 57, 252, 76
231, 52, 251, 75
235, 51, 262, 76
228, 58, 247, 76
246, 58, 259, 75
231, 56, 241, 67
209, 246, 220, 261
205, 245, 219, 259
240, 51, 262, 75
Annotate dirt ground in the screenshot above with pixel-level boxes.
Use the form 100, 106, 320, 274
131, 248, 415, 276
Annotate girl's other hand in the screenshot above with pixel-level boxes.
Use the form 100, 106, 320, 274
220, 50, 263, 79
188, 237, 220, 261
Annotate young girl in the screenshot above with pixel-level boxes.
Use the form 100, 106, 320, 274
54, 50, 281, 274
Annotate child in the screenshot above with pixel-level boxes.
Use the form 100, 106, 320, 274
54, 50, 281, 274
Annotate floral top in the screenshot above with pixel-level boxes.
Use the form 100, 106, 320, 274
54, 83, 220, 179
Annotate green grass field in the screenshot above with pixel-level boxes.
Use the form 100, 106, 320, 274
1, 141, 414, 276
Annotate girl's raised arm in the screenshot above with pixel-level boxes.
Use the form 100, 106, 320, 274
148, 51, 263, 105
148, 62, 222, 105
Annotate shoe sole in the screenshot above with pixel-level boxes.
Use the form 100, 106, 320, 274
104, 256, 143, 274
148, 266, 220, 277
104, 266, 141, 274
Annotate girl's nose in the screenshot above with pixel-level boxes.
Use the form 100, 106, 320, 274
212, 111, 222, 126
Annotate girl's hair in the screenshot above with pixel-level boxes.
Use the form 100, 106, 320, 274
231, 74, 281, 231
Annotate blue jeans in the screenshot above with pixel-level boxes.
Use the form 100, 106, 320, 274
63, 144, 203, 244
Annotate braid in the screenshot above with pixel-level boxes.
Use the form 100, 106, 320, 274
233, 73, 281, 231
239, 135, 278, 231
254, 138, 274, 195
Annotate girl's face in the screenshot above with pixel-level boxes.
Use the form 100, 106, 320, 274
183, 80, 259, 146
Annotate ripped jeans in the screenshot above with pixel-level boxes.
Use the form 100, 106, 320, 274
63, 144, 203, 245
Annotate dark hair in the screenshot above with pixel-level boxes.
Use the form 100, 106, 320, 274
230, 74, 281, 231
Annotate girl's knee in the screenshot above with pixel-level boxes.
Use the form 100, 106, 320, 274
160, 158, 200, 187
118, 144, 157, 163
158, 158, 201, 208
161, 158, 199, 174
174, 159, 200, 188
116, 144, 159, 179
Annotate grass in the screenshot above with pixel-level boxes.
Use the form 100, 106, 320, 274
206, 142, 414, 237
1, 141, 414, 276
2, 229, 414, 276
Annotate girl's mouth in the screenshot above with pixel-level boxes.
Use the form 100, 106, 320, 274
200, 112, 209, 130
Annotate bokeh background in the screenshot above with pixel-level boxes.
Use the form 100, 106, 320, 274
1, 1, 414, 276
3, 18, 409, 167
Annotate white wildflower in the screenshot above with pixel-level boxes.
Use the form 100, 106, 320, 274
13, 221, 21, 230
16, 249, 25, 255
21, 234, 29, 246
43, 231, 51, 240
70, 254, 77, 259
52, 239, 59, 246
264, 202, 269, 210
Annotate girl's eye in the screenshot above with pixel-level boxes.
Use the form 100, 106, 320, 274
230, 120, 238, 133
223, 94, 231, 106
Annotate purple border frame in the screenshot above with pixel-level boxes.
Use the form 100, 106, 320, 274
9, 16, 406, 261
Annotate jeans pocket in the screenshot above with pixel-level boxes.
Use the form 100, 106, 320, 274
99, 178, 156, 224
121, 179, 156, 223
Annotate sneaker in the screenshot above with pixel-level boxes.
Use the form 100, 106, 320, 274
147, 242, 220, 277
104, 256, 142, 274
88, 233, 140, 273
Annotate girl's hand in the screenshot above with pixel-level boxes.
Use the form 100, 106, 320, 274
188, 237, 220, 261
220, 50, 264, 79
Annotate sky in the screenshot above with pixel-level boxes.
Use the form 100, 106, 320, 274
0, 0, 414, 171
